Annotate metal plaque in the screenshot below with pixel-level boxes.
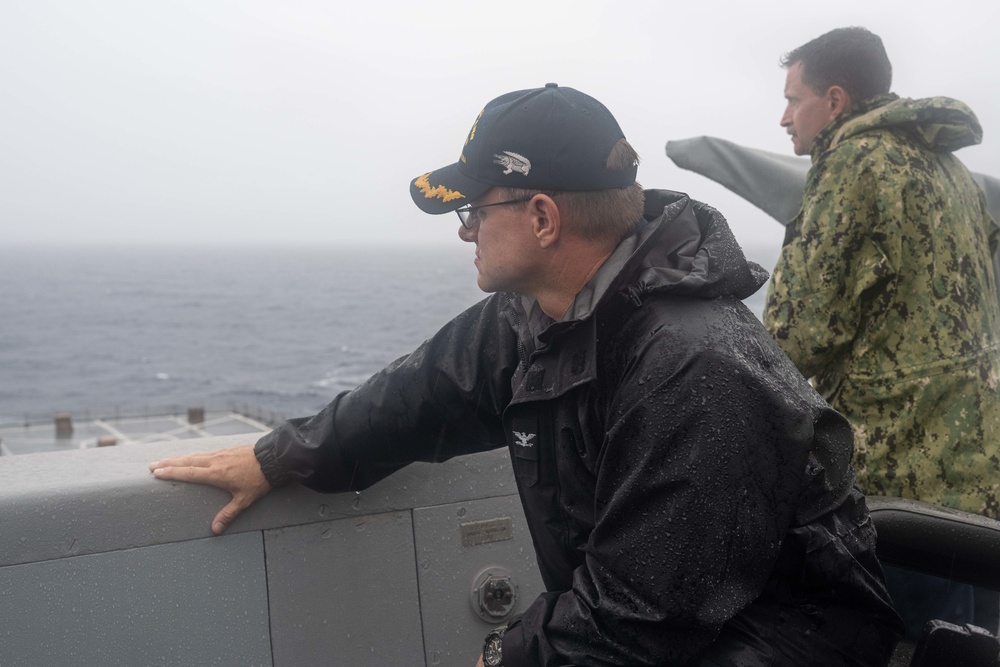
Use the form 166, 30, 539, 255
460, 517, 513, 547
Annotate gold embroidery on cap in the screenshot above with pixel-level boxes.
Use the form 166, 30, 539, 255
466, 108, 484, 145
414, 173, 465, 202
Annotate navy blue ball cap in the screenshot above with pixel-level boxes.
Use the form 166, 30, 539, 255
410, 83, 637, 214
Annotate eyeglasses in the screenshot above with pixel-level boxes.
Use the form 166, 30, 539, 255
455, 193, 555, 229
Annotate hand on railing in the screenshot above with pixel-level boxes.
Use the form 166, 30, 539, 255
149, 445, 272, 535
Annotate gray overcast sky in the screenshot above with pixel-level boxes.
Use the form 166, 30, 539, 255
2, 0, 997, 249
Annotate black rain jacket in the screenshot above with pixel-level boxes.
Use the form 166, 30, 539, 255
255, 190, 903, 666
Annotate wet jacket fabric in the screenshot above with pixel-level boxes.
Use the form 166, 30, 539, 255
764, 94, 1000, 518
256, 189, 902, 666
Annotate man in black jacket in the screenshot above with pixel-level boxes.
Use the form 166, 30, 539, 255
151, 84, 902, 666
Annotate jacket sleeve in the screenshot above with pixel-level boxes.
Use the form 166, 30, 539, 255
763, 145, 895, 379
254, 295, 517, 491
501, 318, 834, 666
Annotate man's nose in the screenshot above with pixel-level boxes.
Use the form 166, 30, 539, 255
780, 107, 792, 127
458, 223, 477, 243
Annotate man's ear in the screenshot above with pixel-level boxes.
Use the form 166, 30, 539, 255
530, 194, 561, 249
827, 85, 852, 118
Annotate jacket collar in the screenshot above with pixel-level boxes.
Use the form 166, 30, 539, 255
809, 93, 897, 161
503, 189, 767, 401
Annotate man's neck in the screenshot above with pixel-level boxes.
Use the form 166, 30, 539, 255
534, 246, 615, 320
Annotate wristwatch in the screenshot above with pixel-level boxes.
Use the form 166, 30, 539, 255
482, 625, 507, 667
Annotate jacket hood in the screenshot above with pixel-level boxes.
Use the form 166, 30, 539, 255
512, 190, 768, 339
617, 189, 768, 303
818, 93, 983, 158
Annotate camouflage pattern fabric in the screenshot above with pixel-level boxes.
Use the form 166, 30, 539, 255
765, 93, 1000, 518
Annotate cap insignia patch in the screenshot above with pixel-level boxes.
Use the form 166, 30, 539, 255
493, 151, 530, 176
413, 172, 466, 203
466, 108, 485, 146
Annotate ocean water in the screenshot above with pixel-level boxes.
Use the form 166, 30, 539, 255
0, 241, 779, 425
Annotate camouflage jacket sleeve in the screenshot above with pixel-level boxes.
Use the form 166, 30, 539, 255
764, 142, 896, 380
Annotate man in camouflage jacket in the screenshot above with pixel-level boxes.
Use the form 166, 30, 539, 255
765, 27, 1000, 519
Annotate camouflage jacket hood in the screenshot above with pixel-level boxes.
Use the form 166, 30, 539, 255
810, 93, 983, 161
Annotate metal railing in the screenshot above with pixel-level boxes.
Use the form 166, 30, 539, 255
0, 402, 290, 430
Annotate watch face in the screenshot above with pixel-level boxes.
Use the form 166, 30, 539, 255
484, 635, 503, 666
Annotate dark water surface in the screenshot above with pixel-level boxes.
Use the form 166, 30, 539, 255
0, 242, 778, 424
